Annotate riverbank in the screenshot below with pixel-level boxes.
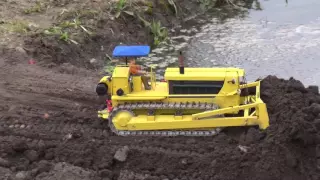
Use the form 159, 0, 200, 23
0, 0, 201, 69
0, 0, 262, 72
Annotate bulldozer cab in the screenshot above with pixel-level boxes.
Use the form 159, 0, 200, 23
111, 45, 156, 94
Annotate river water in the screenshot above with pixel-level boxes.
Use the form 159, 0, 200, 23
144, 0, 320, 86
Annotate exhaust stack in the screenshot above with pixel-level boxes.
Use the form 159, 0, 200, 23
179, 51, 184, 74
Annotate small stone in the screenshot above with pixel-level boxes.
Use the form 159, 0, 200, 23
238, 145, 249, 153
15, 47, 27, 54
28, 23, 39, 30
181, 158, 187, 165
114, 146, 129, 162
90, 58, 97, 64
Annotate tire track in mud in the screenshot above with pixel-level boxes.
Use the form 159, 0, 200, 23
117, 169, 176, 180
0, 135, 58, 151
0, 116, 110, 141
0, 117, 218, 159
129, 145, 207, 157
0, 51, 235, 179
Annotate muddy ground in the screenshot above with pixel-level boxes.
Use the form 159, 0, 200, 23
1, 49, 320, 180
0, 0, 320, 180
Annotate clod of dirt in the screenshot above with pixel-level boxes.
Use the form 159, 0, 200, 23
15, 158, 30, 171
309, 103, 320, 115
239, 127, 264, 145
37, 160, 52, 174
15, 171, 31, 180
71, 130, 83, 139
118, 170, 148, 180
12, 141, 28, 153
35, 162, 98, 180
99, 169, 113, 178
0, 157, 10, 167
286, 77, 308, 93
15, 47, 27, 55
0, 167, 12, 180
44, 150, 54, 160
24, 150, 39, 162
308, 85, 319, 94
315, 119, 320, 130
0, 127, 8, 136
114, 146, 129, 162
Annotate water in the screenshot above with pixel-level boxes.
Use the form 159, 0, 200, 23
144, 0, 320, 86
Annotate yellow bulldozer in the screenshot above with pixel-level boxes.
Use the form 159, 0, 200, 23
96, 45, 269, 136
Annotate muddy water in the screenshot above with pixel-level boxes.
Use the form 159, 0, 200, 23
147, 0, 320, 86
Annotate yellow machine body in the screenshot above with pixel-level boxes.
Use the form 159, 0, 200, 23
97, 65, 269, 136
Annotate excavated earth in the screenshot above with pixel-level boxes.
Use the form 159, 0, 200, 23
0, 48, 319, 180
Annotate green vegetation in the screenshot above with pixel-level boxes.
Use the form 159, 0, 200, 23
23, 1, 47, 14
35, 0, 174, 46
0, 20, 31, 34
149, 20, 169, 46
13, 0, 260, 47
43, 26, 74, 43
43, 15, 93, 44
114, 0, 135, 18
57, 9, 100, 21
198, 0, 217, 11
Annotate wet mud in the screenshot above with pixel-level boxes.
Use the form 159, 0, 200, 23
1, 0, 320, 179
0, 49, 319, 180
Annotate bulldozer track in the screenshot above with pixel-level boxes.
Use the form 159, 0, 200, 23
0, 135, 59, 150
118, 170, 154, 180
118, 169, 188, 180
0, 118, 110, 141
129, 145, 205, 157
108, 102, 223, 137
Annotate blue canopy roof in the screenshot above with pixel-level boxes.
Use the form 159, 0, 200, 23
112, 45, 151, 57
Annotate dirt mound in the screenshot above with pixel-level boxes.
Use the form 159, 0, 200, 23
35, 162, 99, 180
111, 76, 320, 180
0, 50, 319, 179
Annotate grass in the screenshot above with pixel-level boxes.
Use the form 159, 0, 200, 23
43, 15, 93, 44
23, 1, 47, 14
57, 9, 100, 21
43, 26, 78, 44
149, 20, 169, 46
47, 0, 171, 46
114, 0, 135, 19
17, 0, 176, 47
0, 20, 31, 34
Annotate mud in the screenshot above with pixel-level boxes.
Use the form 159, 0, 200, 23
1, 0, 320, 180
0, 46, 319, 180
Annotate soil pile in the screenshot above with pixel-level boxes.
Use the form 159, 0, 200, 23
2, 65, 319, 180
114, 76, 320, 180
